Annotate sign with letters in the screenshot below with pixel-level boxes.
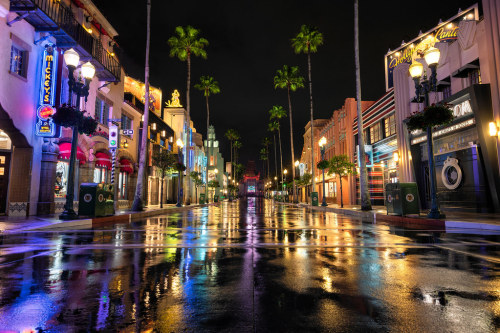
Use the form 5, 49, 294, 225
384, 6, 478, 90
122, 129, 134, 136
36, 44, 60, 137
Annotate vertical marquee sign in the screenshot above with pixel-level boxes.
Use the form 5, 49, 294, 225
35, 44, 60, 137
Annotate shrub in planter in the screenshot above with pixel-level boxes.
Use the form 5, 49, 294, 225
406, 103, 454, 131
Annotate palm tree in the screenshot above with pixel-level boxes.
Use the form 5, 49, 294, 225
194, 75, 221, 201
233, 140, 242, 179
262, 137, 271, 179
168, 25, 208, 205
224, 129, 240, 176
267, 122, 279, 189
354, 0, 371, 210
132, 0, 151, 211
273, 65, 305, 203
268, 106, 287, 189
291, 25, 323, 200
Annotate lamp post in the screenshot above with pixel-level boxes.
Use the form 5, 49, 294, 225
59, 48, 95, 220
319, 136, 327, 207
409, 46, 444, 219
176, 138, 184, 207
294, 160, 299, 202
214, 168, 218, 202
283, 169, 287, 200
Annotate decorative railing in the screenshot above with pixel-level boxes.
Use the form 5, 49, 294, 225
11, 0, 121, 81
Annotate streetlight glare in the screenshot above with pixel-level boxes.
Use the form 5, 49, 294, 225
176, 138, 184, 148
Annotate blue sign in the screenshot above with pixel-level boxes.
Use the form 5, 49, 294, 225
36, 45, 60, 137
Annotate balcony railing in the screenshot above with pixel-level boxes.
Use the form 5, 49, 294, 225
10, 0, 121, 82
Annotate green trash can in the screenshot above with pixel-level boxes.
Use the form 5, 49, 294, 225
214, 195, 219, 203
200, 193, 205, 205
385, 182, 420, 216
104, 186, 115, 216
78, 183, 98, 217
311, 192, 319, 206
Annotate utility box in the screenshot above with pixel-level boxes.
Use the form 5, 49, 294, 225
79, 183, 108, 217
200, 193, 205, 205
385, 182, 420, 216
311, 192, 319, 206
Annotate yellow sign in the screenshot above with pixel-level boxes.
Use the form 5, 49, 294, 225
165, 89, 183, 107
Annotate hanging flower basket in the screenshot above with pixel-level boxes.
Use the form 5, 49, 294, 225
317, 160, 329, 170
175, 162, 186, 172
52, 104, 98, 136
52, 104, 81, 128
406, 103, 454, 131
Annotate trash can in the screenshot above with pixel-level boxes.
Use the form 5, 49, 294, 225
200, 193, 205, 205
385, 182, 420, 216
104, 186, 115, 216
311, 192, 319, 206
79, 183, 108, 217
214, 195, 219, 203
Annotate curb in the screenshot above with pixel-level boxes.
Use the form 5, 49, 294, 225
22, 202, 219, 232
275, 201, 500, 231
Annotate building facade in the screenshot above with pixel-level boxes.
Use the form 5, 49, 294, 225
389, 4, 500, 212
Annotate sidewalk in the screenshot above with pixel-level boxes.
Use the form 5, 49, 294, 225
277, 201, 500, 231
0, 202, 218, 234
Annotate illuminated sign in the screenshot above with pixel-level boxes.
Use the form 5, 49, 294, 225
124, 76, 162, 112
248, 185, 256, 193
36, 45, 60, 137
411, 118, 475, 145
385, 6, 478, 90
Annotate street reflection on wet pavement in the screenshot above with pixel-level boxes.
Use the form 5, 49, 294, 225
0, 198, 499, 332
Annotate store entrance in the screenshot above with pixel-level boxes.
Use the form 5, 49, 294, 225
0, 129, 12, 214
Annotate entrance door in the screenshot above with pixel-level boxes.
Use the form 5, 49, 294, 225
0, 153, 11, 214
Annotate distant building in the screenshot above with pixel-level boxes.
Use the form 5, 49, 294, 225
239, 160, 264, 197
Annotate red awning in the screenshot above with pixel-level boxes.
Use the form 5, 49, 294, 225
95, 152, 112, 170
119, 158, 134, 174
58, 142, 86, 165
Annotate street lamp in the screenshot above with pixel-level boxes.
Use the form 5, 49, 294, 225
319, 136, 327, 207
409, 46, 444, 219
59, 48, 95, 220
176, 138, 184, 207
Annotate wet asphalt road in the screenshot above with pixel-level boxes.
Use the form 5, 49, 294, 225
0, 198, 499, 332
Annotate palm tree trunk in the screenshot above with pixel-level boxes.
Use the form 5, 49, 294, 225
160, 174, 164, 208
287, 86, 296, 203
205, 92, 210, 203
267, 147, 270, 181
354, 0, 371, 211
273, 134, 278, 187
278, 127, 283, 192
132, 0, 151, 211
307, 49, 316, 203
185, 54, 192, 205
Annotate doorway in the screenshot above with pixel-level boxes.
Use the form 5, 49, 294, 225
0, 130, 12, 214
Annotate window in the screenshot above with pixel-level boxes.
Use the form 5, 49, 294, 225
121, 113, 133, 137
94, 167, 108, 183
370, 123, 382, 143
363, 129, 370, 144
384, 114, 396, 137
119, 172, 128, 199
95, 98, 110, 125
468, 69, 481, 85
442, 85, 452, 99
10, 45, 27, 78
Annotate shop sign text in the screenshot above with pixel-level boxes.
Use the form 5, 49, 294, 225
36, 45, 60, 138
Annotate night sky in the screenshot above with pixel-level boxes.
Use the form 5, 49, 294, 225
94, 0, 478, 175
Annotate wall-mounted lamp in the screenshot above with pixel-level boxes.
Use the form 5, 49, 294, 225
151, 123, 157, 131
489, 122, 498, 137
169, 136, 173, 143
393, 152, 399, 162
161, 130, 166, 137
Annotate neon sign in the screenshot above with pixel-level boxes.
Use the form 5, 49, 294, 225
36, 44, 60, 137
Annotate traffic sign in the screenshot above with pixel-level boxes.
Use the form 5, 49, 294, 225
122, 129, 134, 136
109, 125, 119, 148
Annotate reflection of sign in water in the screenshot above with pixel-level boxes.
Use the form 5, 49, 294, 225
248, 185, 256, 193
385, 7, 477, 90
36, 45, 60, 137
165, 89, 183, 107
356, 145, 374, 168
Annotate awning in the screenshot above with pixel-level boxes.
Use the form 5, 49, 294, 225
119, 158, 134, 174
58, 142, 86, 165
95, 152, 112, 170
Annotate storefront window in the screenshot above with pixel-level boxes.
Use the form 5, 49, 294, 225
55, 161, 69, 198
94, 167, 108, 183
421, 127, 479, 160
119, 171, 128, 199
